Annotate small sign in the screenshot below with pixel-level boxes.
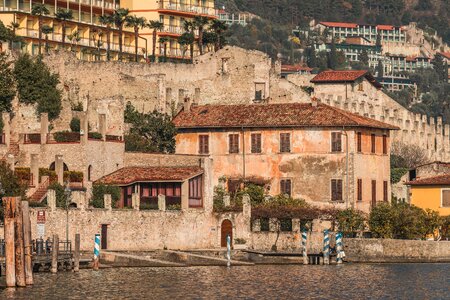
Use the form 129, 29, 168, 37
37, 211, 46, 224
37, 223, 45, 238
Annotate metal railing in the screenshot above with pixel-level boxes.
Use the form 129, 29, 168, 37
158, 1, 216, 16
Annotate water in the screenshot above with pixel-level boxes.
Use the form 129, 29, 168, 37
1, 264, 449, 299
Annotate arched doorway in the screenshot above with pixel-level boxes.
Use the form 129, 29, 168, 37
221, 219, 233, 248
49, 162, 69, 171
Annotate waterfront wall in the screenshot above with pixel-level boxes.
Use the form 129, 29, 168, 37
344, 238, 450, 262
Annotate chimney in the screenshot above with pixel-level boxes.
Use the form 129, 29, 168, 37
184, 97, 192, 112
311, 97, 319, 107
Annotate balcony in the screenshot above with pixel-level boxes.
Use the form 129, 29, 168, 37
160, 25, 199, 36
158, 1, 216, 17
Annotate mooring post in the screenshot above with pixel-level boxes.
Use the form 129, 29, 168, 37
226, 234, 231, 268
93, 233, 100, 271
74, 234, 80, 272
14, 198, 26, 287
336, 232, 343, 265
51, 234, 59, 273
323, 229, 330, 265
3, 197, 16, 287
21, 201, 34, 285
301, 230, 308, 265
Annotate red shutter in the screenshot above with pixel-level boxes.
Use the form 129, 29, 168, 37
383, 135, 387, 154
251, 133, 261, 153
280, 133, 290, 153
372, 180, 377, 206
383, 181, 388, 202
371, 134, 376, 153
357, 179, 362, 201
332, 132, 342, 152
357, 132, 362, 153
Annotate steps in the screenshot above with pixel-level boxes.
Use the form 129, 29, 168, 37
30, 179, 49, 203
1, 140, 20, 161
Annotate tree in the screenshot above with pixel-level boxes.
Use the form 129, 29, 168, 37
7, 21, 19, 49
376, 32, 382, 47
178, 32, 195, 61
91, 184, 120, 208
55, 9, 73, 49
183, 20, 197, 62
336, 208, 366, 237
432, 54, 447, 82
99, 15, 113, 61
328, 38, 338, 70
111, 8, 129, 61
0, 53, 15, 112
359, 49, 369, 66
126, 15, 147, 62
391, 142, 429, 169
13, 54, 62, 120
41, 25, 53, 54
210, 19, 228, 51
124, 103, 176, 153
194, 16, 210, 55
0, 161, 28, 219
147, 20, 164, 62
202, 31, 218, 53
67, 30, 81, 50
305, 46, 317, 68
377, 60, 384, 77
31, 3, 50, 56
159, 37, 169, 62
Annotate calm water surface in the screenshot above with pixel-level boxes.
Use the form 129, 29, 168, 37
1, 264, 449, 299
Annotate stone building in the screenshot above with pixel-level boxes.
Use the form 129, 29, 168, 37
173, 100, 398, 213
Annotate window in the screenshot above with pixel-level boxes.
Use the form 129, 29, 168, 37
228, 134, 239, 153
88, 165, 92, 181
199, 135, 209, 154
189, 175, 203, 208
331, 132, 342, 152
357, 179, 362, 202
357, 132, 362, 153
383, 181, 388, 202
260, 218, 270, 231
382, 135, 387, 154
371, 134, 376, 153
251, 133, 262, 153
280, 219, 292, 232
331, 179, 343, 201
280, 133, 291, 153
442, 190, 450, 207
371, 180, 377, 207
358, 82, 364, 91
280, 179, 292, 197
255, 83, 266, 101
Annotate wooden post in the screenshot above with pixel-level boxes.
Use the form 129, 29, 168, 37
21, 201, 34, 285
3, 197, 16, 287
51, 234, 59, 274
14, 198, 26, 287
74, 234, 80, 272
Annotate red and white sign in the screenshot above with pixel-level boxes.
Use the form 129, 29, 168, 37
37, 211, 46, 224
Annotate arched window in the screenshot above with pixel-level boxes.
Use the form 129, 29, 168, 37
88, 165, 93, 181
49, 162, 69, 171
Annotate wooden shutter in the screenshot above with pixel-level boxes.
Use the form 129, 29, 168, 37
371, 180, 377, 206
280, 179, 292, 197
383, 135, 387, 154
383, 181, 388, 202
357, 179, 362, 201
280, 133, 290, 153
442, 190, 450, 207
199, 135, 209, 154
332, 179, 342, 201
371, 134, 376, 153
332, 132, 342, 152
229, 134, 239, 153
357, 132, 362, 153
251, 133, 261, 153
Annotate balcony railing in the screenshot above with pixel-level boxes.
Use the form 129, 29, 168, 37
159, 47, 199, 58
158, 1, 215, 16
161, 25, 199, 36
23, 133, 41, 144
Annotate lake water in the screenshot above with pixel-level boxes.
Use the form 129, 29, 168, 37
1, 264, 449, 299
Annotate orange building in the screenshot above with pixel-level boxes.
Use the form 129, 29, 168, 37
173, 100, 399, 212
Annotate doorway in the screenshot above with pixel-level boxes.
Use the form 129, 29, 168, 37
101, 224, 108, 250
220, 219, 233, 248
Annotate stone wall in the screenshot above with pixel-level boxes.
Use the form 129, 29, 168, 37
344, 238, 450, 262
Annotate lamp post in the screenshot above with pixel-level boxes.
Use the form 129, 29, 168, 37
64, 181, 71, 243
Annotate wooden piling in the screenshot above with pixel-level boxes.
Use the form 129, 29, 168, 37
14, 198, 26, 287
21, 201, 33, 285
3, 197, 16, 287
74, 234, 80, 272
51, 234, 59, 274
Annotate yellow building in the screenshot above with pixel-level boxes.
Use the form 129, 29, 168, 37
0, 0, 139, 61
123, 0, 216, 59
407, 174, 450, 216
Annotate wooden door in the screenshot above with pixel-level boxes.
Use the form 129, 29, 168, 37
221, 219, 233, 248
101, 224, 108, 250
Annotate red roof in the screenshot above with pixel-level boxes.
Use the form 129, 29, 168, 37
377, 25, 396, 31
281, 65, 313, 72
173, 103, 399, 130
406, 174, 450, 186
320, 22, 358, 28
95, 167, 203, 185
311, 70, 382, 88
439, 52, 450, 60
406, 56, 417, 62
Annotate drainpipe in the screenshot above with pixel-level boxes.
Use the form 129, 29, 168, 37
241, 126, 246, 182
341, 128, 350, 208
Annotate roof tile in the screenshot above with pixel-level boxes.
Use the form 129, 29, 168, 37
406, 174, 450, 186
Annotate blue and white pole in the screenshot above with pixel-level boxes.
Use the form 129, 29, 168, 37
301, 230, 308, 265
93, 233, 100, 270
226, 234, 231, 268
336, 232, 344, 265
323, 229, 330, 265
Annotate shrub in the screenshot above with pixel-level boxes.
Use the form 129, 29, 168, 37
167, 204, 181, 211
72, 102, 83, 111
0, 53, 15, 113
0, 161, 28, 221
245, 183, 265, 205
441, 216, 450, 239
53, 131, 80, 143
48, 182, 68, 208
15, 167, 31, 184
88, 132, 102, 140
336, 208, 367, 236
39, 168, 57, 183
391, 168, 409, 184
70, 117, 80, 132
91, 184, 120, 208
63, 171, 83, 183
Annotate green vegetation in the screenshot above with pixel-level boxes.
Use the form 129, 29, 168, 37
0, 161, 28, 220
47, 182, 68, 208
63, 171, 83, 183
70, 117, 80, 132
0, 53, 15, 113
91, 184, 121, 208
336, 208, 366, 237
124, 102, 176, 153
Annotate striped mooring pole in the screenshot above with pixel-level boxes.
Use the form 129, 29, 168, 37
323, 229, 330, 265
93, 233, 100, 271
336, 232, 343, 264
226, 234, 231, 268
301, 230, 308, 265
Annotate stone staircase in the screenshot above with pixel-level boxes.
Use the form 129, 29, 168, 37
2, 140, 20, 161
29, 178, 49, 203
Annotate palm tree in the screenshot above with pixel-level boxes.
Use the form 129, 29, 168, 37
31, 3, 50, 56
67, 30, 81, 51
126, 15, 146, 62
193, 16, 209, 55
99, 14, 113, 61
91, 28, 104, 61
159, 36, 169, 62
111, 8, 130, 61
55, 9, 73, 50
147, 20, 164, 62
41, 25, 53, 54
183, 20, 196, 62
210, 19, 228, 52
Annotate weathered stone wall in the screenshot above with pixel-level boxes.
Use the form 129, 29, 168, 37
344, 238, 450, 262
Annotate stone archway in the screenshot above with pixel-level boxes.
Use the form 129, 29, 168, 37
220, 219, 233, 248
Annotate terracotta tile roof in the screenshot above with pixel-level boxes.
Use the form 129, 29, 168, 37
95, 167, 203, 185
406, 174, 450, 186
173, 103, 399, 130
281, 65, 313, 72
376, 25, 397, 31
439, 52, 450, 60
320, 21, 358, 28
311, 70, 382, 88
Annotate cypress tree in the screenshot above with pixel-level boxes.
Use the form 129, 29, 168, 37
377, 60, 384, 77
